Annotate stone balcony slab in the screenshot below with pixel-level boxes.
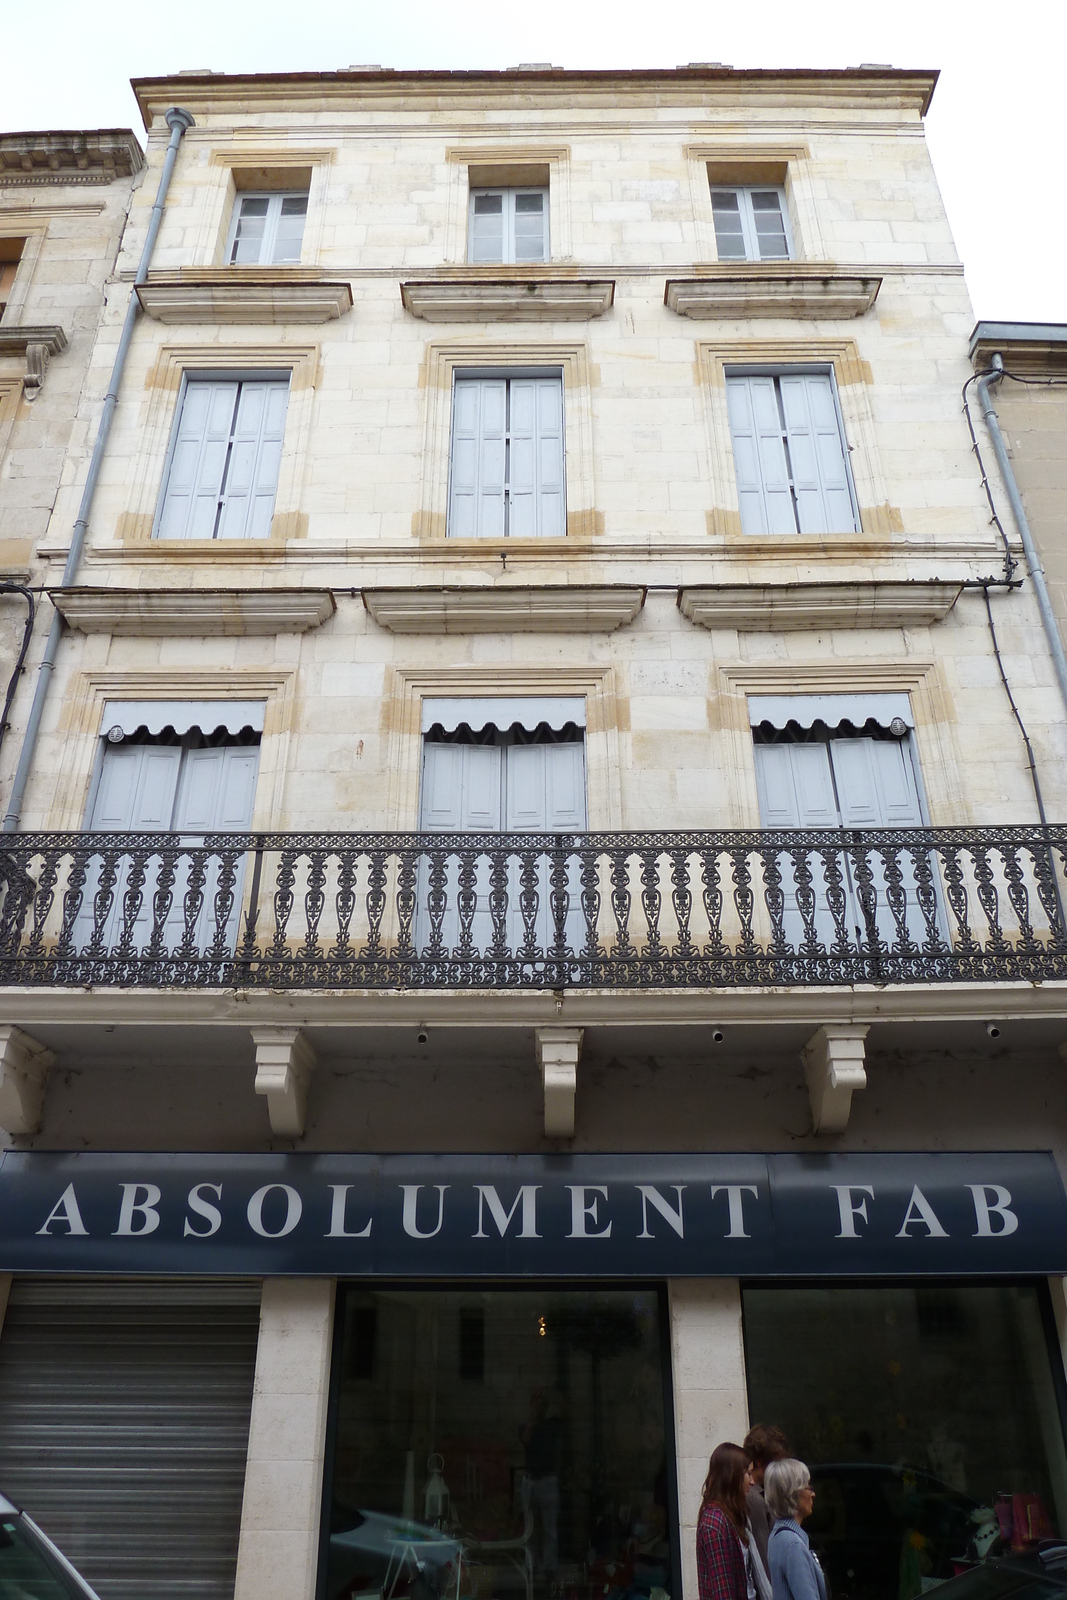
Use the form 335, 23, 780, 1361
50, 586, 336, 636
665, 265, 881, 320
400, 276, 615, 322
363, 584, 644, 633
679, 580, 962, 631
136, 272, 353, 325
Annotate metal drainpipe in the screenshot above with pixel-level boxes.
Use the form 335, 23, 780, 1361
976, 354, 1067, 721
1, 106, 194, 833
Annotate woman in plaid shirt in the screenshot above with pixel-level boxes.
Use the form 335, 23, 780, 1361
696, 1442, 754, 1600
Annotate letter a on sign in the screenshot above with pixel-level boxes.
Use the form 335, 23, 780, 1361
896, 1184, 949, 1238
36, 1182, 89, 1237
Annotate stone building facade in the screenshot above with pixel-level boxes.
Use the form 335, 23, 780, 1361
0, 67, 1064, 1600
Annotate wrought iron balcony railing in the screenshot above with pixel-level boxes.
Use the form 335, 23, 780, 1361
0, 826, 1064, 990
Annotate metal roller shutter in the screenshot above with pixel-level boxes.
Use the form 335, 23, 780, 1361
0, 1278, 261, 1600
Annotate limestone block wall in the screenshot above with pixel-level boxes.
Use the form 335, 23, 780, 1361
14, 72, 1065, 833
993, 379, 1067, 647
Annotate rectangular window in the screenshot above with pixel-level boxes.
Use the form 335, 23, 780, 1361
726, 370, 859, 536
711, 186, 791, 261
0, 238, 26, 317
469, 187, 549, 264
226, 191, 308, 265
155, 376, 290, 541
323, 1286, 676, 1600
743, 1283, 1067, 1598
75, 721, 261, 955
752, 716, 934, 950
417, 706, 586, 954
448, 374, 564, 539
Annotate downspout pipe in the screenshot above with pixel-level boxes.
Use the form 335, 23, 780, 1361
976, 354, 1067, 721
1, 106, 194, 834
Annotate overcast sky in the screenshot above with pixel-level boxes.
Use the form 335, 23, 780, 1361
3, 0, 1063, 322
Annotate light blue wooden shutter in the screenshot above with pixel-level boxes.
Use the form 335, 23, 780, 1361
753, 742, 847, 951
167, 746, 260, 954
506, 378, 565, 539
829, 736, 931, 949
157, 381, 238, 541
215, 381, 288, 540
535, 377, 565, 537
779, 374, 856, 534
726, 376, 794, 536
505, 742, 586, 951
449, 379, 506, 539
77, 745, 183, 952
418, 743, 501, 951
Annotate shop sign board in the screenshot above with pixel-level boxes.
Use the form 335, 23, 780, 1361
0, 1150, 1063, 1277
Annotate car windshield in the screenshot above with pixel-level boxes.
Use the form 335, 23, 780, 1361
0, 1513, 90, 1599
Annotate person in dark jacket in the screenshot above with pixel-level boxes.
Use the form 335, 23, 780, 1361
696, 1442, 754, 1600
743, 1425, 790, 1575
764, 1459, 827, 1600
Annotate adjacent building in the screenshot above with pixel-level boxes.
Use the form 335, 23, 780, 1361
0, 66, 1065, 1600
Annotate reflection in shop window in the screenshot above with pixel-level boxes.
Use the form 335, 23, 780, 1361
742, 1284, 1067, 1600
324, 1288, 676, 1600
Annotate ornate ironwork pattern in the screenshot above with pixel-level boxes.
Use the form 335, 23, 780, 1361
0, 827, 1064, 989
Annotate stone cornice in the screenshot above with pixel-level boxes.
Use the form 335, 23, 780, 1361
679, 580, 963, 632
666, 267, 881, 320
136, 273, 353, 325
401, 276, 614, 322
133, 68, 938, 128
50, 587, 336, 636
0, 130, 143, 186
363, 585, 645, 633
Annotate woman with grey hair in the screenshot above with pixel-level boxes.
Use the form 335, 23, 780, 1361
764, 1460, 827, 1600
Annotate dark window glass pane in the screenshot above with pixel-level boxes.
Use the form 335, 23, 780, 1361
326, 1288, 675, 1600
459, 1309, 485, 1382
743, 1285, 1067, 1600
474, 193, 504, 214
515, 192, 544, 213
348, 1307, 378, 1381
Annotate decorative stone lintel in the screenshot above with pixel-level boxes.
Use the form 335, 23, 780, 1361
0, 130, 144, 186
252, 1027, 316, 1138
363, 585, 644, 634
0, 1025, 55, 1136
679, 580, 963, 632
136, 275, 353, 325
665, 269, 881, 320
50, 587, 336, 637
535, 1027, 583, 1139
401, 278, 615, 322
802, 1025, 869, 1134
0, 326, 68, 400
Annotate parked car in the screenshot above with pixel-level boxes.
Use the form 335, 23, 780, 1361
922, 1544, 1067, 1598
0, 1491, 101, 1599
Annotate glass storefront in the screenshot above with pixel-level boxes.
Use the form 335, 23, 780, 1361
322, 1288, 676, 1600
743, 1283, 1067, 1600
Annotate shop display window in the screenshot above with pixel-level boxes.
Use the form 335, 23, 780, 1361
322, 1288, 676, 1600
742, 1283, 1067, 1600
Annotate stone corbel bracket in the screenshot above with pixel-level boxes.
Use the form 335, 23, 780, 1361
535, 1027, 583, 1138
0, 1025, 55, 1136
802, 1024, 869, 1134
252, 1027, 316, 1138
0, 326, 68, 400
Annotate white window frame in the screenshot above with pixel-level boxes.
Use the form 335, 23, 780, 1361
710, 185, 794, 262
468, 187, 550, 264
446, 368, 566, 540
725, 364, 862, 537
224, 190, 309, 266
152, 369, 291, 543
